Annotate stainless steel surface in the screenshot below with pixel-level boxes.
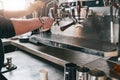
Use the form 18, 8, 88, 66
3, 51, 64, 80
64, 63, 77, 80
2, 40, 119, 79
35, 0, 119, 43
34, 0, 119, 43
11, 40, 101, 66
77, 67, 89, 80
88, 69, 106, 80
29, 33, 117, 53
51, 15, 119, 43
88, 75, 105, 80
84, 58, 120, 79
48, 4, 119, 42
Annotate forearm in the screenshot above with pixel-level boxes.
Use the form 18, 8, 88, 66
12, 18, 42, 35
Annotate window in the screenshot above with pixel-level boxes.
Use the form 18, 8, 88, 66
2, 0, 26, 10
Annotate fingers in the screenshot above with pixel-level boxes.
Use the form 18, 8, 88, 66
41, 17, 54, 31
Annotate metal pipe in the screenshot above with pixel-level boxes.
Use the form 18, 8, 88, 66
110, 0, 114, 43
118, 7, 120, 56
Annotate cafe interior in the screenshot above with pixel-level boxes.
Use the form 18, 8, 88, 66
1, 0, 120, 80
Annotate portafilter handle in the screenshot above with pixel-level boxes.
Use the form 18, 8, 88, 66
60, 21, 76, 31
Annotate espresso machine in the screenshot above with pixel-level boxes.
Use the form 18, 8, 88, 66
28, 0, 120, 79
29, 0, 118, 56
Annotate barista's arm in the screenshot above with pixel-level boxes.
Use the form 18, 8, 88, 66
12, 17, 53, 35
12, 18, 42, 35
0, 16, 53, 38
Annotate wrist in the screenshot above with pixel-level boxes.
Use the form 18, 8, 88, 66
38, 18, 44, 27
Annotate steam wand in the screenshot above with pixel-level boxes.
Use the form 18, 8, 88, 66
60, 1, 82, 31
112, 0, 120, 59
86, 6, 89, 18
110, 0, 114, 43
77, 1, 82, 24
53, 0, 61, 26
118, 6, 120, 56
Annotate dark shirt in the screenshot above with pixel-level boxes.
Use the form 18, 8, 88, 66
0, 16, 15, 79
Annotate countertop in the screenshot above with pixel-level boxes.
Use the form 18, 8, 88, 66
2, 39, 120, 79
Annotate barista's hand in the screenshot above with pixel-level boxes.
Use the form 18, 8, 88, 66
41, 17, 54, 31
26, 1, 45, 15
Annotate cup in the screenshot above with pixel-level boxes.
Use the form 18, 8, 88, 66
88, 69, 106, 80
77, 67, 90, 80
64, 63, 77, 80
40, 69, 48, 80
